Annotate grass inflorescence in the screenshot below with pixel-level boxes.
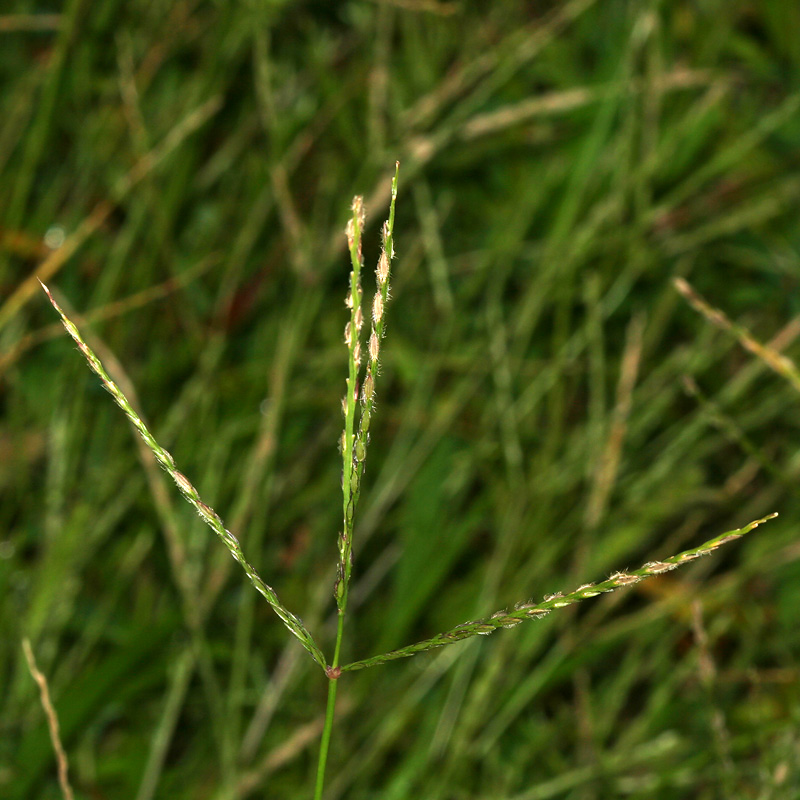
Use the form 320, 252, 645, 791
39, 165, 779, 799
5, 5, 799, 796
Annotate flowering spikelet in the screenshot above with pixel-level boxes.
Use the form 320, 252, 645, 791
372, 291, 383, 324
643, 561, 674, 574
377, 251, 390, 284
608, 571, 641, 586
543, 592, 570, 608
362, 374, 375, 403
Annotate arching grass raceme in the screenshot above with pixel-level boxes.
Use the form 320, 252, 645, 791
39, 280, 326, 672
41, 164, 777, 799
338, 513, 776, 672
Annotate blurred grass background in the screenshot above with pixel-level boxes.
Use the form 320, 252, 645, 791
1, 1, 800, 798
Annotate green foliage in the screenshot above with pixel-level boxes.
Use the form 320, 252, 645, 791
2, 1, 800, 798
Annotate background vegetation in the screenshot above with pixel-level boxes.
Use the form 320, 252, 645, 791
1, 1, 799, 797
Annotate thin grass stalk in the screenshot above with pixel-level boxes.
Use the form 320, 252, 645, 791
674, 277, 800, 393
340, 513, 776, 672
313, 675, 339, 800
22, 639, 74, 800
40, 281, 326, 670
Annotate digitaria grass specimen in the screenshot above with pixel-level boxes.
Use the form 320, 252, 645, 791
41, 164, 776, 798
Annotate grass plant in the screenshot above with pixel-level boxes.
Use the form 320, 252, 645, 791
39, 167, 777, 798
4, 3, 800, 798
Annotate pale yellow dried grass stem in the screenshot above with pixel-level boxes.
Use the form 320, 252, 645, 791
22, 638, 74, 800
674, 277, 800, 393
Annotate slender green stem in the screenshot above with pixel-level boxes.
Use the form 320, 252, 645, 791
313, 610, 346, 799
313, 670, 339, 800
